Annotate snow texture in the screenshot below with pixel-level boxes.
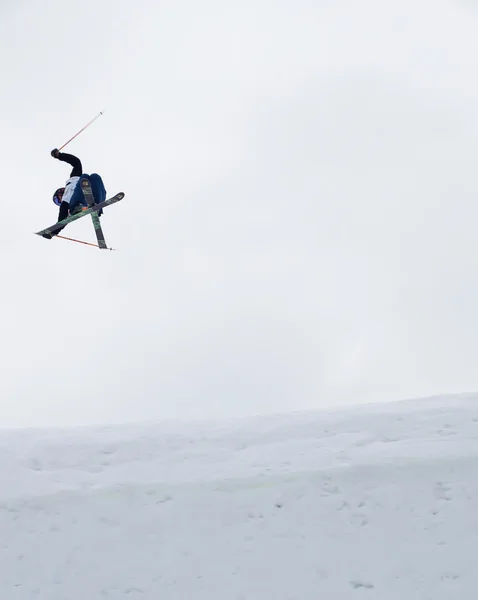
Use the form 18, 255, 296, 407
1, 393, 478, 599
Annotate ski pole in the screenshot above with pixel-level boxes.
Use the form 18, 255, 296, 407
58, 111, 104, 151
56, 234, 115, 251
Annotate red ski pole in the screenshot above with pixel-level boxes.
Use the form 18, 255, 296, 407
56, 234, 115, 251
58, 111, 104, 151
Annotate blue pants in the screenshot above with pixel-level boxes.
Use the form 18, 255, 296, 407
69, 174, 107, 212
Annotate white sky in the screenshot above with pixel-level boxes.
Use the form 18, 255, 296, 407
1, 0, 478, 427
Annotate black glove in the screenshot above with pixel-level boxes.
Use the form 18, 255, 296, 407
51, 148, 60, 158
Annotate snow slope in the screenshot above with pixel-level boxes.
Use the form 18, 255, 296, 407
1, 394, 478, 599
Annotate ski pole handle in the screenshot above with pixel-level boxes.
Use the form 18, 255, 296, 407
58, 111, 104, 151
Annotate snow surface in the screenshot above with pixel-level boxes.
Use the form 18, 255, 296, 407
1, 394, 478, 599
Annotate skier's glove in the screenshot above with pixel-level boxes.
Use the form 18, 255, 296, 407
51, 149, 60, 158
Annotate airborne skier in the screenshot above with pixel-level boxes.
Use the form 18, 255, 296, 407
44, 149, 107, 238
36, 112, 124, 249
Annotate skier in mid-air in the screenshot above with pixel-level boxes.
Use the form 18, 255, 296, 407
46, 149, 107, 238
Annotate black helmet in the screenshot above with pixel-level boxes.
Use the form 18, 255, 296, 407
52, 187, 65, 206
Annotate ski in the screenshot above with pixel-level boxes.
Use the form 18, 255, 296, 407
91, 212, 107, 249
81, 179, 108, 250
81, 178, 95, 207
35, 192, 124, 238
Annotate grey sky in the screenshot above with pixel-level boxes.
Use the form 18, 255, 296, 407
1, 0, 478, 427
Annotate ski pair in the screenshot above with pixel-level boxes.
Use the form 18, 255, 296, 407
36, 186, 124, 242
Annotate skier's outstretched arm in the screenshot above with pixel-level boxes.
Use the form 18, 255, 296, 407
51, 148, 83, 178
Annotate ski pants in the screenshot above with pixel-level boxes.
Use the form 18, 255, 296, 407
69, 173, 107, 212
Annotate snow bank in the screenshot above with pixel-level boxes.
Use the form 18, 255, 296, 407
1, 393, 478, 599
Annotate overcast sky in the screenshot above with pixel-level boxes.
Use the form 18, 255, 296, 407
1, 0, 478, 427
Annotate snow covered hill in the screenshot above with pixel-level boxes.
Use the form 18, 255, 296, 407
1, 394, 478, 599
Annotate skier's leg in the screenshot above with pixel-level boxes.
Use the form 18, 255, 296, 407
69, 175, 90, 213
58, 200, 69, 221
89, 173, 106, 217
89, 174, 107, 204
43, 201, 70, 238
54, 201, 70, 234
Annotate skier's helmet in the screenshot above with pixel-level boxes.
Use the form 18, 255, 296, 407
52, 187, 65, 206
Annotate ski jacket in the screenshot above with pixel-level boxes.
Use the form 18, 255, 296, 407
57, 153, 83, 205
